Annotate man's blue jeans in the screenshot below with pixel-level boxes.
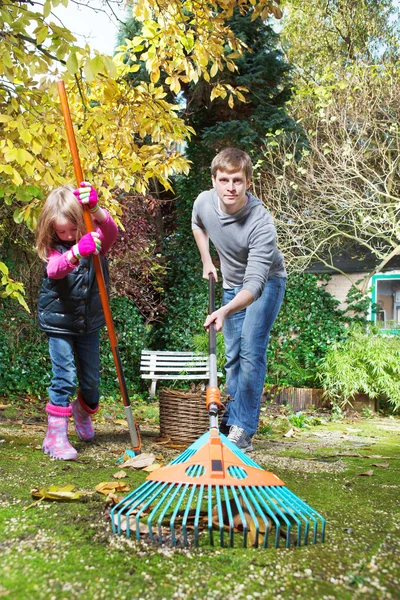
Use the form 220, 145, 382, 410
47, 331, 100, 408
222, 277, 286, 437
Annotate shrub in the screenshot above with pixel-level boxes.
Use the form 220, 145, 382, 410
266, 273, 368, 388
318, 325, 400, 410
0, 295, 149, 400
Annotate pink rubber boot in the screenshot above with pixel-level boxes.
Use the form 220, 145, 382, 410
42, 403, 78, 460
71, 391, 98, 441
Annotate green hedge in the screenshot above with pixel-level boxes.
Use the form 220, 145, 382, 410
0, 296, 149, 400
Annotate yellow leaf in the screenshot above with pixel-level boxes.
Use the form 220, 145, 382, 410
12, 169, 23, 186
228, 94, 234, 109
95, 481, 131, 495
25, 484, 91, 510
210, 62, 218, 78
112, 470, 128, 479
142, 462, 162, 473
36, 25, 48, 45
43, 0, 51, 18
66, 52, 79, 75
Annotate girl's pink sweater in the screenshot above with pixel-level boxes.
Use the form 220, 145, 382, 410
46, 210, 118, 279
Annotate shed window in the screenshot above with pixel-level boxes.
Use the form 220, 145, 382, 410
371, 273, 400, 333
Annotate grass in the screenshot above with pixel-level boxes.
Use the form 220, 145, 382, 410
0, 398, 399, 599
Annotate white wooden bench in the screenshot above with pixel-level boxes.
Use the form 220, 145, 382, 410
140, 350, 223, 397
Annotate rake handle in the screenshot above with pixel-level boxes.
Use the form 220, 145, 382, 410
57, 80, 141, 451
207, 274, 222, 418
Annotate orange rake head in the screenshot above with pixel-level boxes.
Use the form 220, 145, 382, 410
110, 429, 325, 548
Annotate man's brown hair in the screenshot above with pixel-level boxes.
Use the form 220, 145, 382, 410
211, 148, 253, 180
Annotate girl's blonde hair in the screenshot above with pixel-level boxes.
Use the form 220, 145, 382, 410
35, 185, 86, 261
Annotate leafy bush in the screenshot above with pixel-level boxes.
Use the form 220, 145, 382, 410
266, 273, 368, 388
192, 330, 226, 382
0, 295, 149, 400
99, 295, 150, 395
318, 325, 400, 410
0, 301, 51, 399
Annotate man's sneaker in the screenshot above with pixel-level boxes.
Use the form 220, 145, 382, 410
227, 425, 254, 453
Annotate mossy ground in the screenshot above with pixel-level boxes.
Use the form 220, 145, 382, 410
0, 398, 399, 600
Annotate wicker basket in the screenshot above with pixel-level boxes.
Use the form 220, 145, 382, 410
159, 387, 225, 444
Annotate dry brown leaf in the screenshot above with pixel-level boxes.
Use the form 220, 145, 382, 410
372, 462, 390, 468
95, 481, 131, 495
0, 404, 11, 410
367, 455, 391, 459
358, 470, 374, 477
121, 453, 155, 469
142, 462, 162, 473
113, 470, 128, 479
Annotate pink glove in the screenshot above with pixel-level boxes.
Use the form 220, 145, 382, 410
71, 232, 102, 260
73, 182, 99, 213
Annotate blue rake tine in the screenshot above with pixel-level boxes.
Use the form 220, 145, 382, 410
215, 486, 225, 547
252, 486, 282, 548
140, 482, 174, 541
182, 484, 198, 547
125, 482, 167, 539
237, 487, 261, 548
110, 480, 148, 534
223, 486, 235, 547
170, 484, 191, 546
230, 485, 248, 547
272, 487, 310, 546
258, 487, 293, 548
277, 487, 317, 544
207, 485, 214, 546
156, 483, 183, 542
279, 487, 326, 543
244, 486, 271, 548
111, 480, 161, 536
194, 484, 205, 547
132, 481, 172, 540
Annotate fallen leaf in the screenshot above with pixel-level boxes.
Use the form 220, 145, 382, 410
372, 462, 389, 468
114, 419, 128, 427
113, 470, 128, 479
0, 404, 11, 410
367, 455, 391, 459
24, 484, 91, 511
31, 484, 87, 501
10, 456, 28, 461
121, 453, 155, 469
284, 428, 295, 438
142, 462, 162, 473
358, 470, 374, 477
95, 481, 131, 495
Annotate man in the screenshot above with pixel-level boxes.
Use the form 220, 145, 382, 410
192, 148, 286, 452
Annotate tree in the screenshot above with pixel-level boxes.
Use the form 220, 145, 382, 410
255, 1, 400, 276
259, 63, 400, 275
280, 0, 399, 76
0, 0, 283, 305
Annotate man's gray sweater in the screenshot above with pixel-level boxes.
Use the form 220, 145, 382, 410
192, 188, 286, 300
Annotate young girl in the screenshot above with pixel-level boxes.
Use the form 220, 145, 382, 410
36, 182, 118, 460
